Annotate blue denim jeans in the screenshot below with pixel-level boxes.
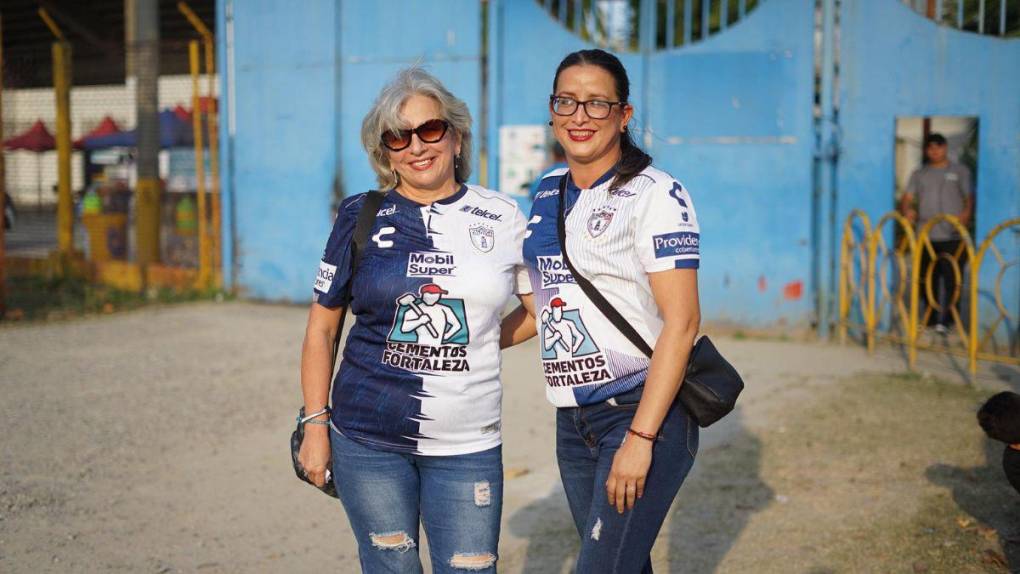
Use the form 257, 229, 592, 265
330, 427, 503, 573
556, 385, 698, 573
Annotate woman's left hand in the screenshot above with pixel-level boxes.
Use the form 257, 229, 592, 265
606, 435, 654, 513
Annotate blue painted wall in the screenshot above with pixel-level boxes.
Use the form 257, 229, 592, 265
222, 0, 480, 301
838, 0, 1020, 329
225, 0, 341, 301
220, 0, 1018, 329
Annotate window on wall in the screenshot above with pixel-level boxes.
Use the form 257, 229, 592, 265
894, 116, 979, 237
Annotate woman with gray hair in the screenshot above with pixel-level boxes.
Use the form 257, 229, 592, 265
298, 68, 531, 573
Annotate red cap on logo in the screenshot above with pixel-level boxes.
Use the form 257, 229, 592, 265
420, 283, 449, 295
550, 297, 566, 308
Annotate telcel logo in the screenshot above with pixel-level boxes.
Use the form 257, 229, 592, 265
407, 252, 457, 277
461, 205, 503, 221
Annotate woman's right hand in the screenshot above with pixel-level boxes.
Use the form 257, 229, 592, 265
298, 425, 332, 487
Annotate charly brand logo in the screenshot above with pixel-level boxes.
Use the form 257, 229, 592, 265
460, 205, 503, 221
652, 231, 700, 258
384, 283, 471, 373
609, 188, 637, 198
525, 215, 542, 239
314, 261, 337, 292
535, 188, 560, 200
668, 182, 690, 223
587, 206, 616, 237
372, 226, 396, 248
537, 255, 575, 288
407, 251, 457, 277
469, 224, 495, 253
376, 204, 397, 217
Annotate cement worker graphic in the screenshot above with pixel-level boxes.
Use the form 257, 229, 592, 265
398, 283, 462, 346
542, 297, 586, 359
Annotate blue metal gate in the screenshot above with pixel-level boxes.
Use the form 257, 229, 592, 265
488, 0, 817, 325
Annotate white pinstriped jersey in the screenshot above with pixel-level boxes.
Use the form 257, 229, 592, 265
523, 165, 700, 407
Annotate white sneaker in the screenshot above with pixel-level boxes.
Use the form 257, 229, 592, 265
934, 324, 949, 336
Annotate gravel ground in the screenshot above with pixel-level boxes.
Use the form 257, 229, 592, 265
1, 301, 1017, 573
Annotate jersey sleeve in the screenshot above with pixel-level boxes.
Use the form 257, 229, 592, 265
959, 165, 973, 197
635, 179, 701, 273
312, 195, 361, 307
510, 203, 533, 295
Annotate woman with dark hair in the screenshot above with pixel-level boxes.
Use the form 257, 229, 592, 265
501, 49, 702, 572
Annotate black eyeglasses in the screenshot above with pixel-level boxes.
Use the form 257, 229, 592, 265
549, 95, 624, 120
381, 119, 450, 151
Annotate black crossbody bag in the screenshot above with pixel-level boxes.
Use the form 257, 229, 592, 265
291, 191, 386, 497
555, 175, 743, 428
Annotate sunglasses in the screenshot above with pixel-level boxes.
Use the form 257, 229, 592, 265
381, 119, 450, 151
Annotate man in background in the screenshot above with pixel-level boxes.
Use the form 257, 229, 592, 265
900, 133, 974, 334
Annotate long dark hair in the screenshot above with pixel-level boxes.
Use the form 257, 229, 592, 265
552, 49, 652, 189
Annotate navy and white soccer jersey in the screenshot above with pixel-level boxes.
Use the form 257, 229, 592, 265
523, 165, 700, 408
313, 184, 531, 456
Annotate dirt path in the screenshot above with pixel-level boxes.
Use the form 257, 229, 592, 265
1, 302, 1017, 573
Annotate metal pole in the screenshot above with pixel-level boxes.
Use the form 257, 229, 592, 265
190, 41, 210, 289
204, 41, 221, 287
817, 0, 838, 338
179, 1, 220, 286
666, 0, 676, 47
1000, 0, 1007, 36
683, 0, 693, 45
135, 0, 161, 268
0, 13, 6, 317
701, 0, 711, 40
52, 41, 73, 256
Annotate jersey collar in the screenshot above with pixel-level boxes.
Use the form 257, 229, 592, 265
566, 166, 617, 192
388, 184, 468, 207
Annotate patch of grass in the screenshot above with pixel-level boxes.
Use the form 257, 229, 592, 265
2, 275, 229, 322
672, 373, 1018, 573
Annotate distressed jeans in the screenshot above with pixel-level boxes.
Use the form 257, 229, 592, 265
556, 385, 698, 573
330, 427, 503, 573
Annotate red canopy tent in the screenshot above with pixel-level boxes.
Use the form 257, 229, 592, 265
4, 120, 56, 152
74, 116, 122, 149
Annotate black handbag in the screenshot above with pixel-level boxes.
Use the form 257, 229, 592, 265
555, 175, 743, 427
291, 191, 386, 497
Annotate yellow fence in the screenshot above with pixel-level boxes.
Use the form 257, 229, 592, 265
838, 211, 1020, 375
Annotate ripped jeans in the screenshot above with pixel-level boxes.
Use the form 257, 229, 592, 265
330, 427, 502, 573
556, 385, 698, 573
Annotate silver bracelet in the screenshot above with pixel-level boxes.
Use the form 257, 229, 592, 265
300, 407, 330, 424
304, 418, 330, 426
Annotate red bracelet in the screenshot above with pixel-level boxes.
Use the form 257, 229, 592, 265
627, 428, 658, 442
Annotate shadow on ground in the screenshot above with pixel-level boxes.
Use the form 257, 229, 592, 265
926, 437, 1020, 571
663, 407, 773, 573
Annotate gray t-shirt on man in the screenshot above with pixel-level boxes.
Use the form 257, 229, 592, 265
906, 162, 972, 241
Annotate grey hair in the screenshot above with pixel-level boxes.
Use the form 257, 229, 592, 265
361, 68, 473, 190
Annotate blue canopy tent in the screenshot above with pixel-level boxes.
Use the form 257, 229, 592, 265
81, 109, 194, 150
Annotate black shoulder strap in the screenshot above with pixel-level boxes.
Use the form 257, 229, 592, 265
556, 175, 654, 359
331, 190, 387, 375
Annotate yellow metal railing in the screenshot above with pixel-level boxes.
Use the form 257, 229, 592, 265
839, 211, 1020, 375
